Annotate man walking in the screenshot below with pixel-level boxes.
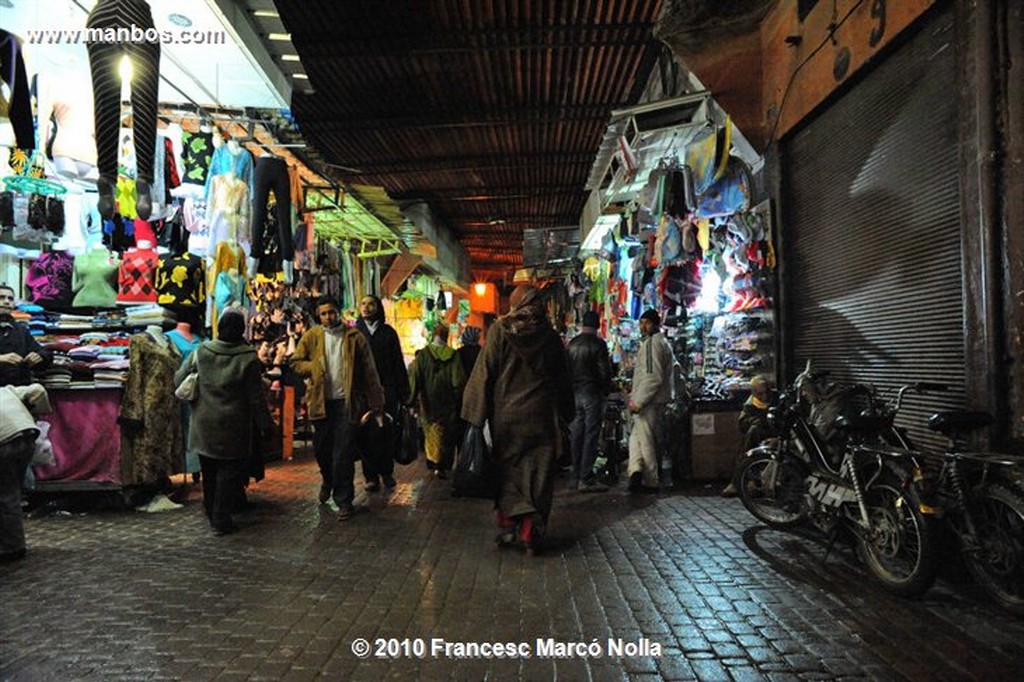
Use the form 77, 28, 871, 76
355, 295, 409, 492
408, 325, 465, 479
627, 309, 674, 494
567, 310, 612, 492
291, 295, 384, 519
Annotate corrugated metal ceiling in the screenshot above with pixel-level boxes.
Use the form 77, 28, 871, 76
275, 0, 665, 280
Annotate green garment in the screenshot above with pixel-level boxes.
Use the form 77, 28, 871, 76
409, 342, 465, 424
175, 339, 271, 460
72, 249, 119, 308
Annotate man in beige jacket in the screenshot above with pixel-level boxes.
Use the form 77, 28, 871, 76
291, 295, 384, 519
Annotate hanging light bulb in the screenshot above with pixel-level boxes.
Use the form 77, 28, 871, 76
118, 54, 133, 82
118, 54, 133, 103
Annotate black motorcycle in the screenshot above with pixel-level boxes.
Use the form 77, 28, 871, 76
737, 362, 939, 597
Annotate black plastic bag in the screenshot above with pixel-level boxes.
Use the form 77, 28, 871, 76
394, 406, 420, 465
356, 411, 395, 462
452, 424, 499, 499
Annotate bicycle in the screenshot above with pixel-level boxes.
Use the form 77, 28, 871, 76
891, 384, 1024, 616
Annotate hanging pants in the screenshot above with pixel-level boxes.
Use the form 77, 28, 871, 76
86, 0, 160, 184
251, 156, 294, 263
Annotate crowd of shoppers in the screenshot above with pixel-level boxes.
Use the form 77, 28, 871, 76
7, 276, 772, 560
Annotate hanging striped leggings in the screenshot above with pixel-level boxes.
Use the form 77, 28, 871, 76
86, 0, 160, 184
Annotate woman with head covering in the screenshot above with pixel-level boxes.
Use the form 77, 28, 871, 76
175, 308, 271, 535
461, 285, 575, 555
457, 326, 482, 377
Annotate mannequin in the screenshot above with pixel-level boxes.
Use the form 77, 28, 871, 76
86, 0, 160, 221
73, 241, 119, 308
145, 324, 168, 348
250, 154, 295, 283
166, 314, 203, 478
173, 320, 193, 342
36, 51, 98, 177
117, 239, 159, 304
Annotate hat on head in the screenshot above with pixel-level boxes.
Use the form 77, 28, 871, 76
639, 309, 661, 325
582, 311, 599, 329
510, 284, 540, 311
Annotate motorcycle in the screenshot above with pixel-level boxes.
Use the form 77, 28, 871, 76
737, 362, 939, 597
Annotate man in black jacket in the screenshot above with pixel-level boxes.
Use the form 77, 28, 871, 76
0, 284, 51, 387
356, 295, 410, 491
567, 310, 612, 492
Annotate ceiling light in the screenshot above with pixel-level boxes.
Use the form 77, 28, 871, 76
168, 13, 192, 27
281, 55, 300, 62
292, 73, 309, 80
253, 9, 280, 18
268, 32, 291, 41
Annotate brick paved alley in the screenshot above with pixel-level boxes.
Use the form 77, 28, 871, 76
2, 453, 1023, 681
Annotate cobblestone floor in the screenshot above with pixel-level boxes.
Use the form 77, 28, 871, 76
2, 451, 1023, 681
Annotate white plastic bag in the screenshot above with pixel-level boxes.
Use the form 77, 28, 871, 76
31, 421, 55, 466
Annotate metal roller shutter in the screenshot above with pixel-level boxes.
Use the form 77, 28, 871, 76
783, 6, 964, 451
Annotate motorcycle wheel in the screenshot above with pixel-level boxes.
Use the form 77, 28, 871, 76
737, 454, 807, 529
857, 463, 938, 597
963, 483, 1024, 616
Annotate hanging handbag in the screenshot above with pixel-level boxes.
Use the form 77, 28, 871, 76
174, 353, 199, 402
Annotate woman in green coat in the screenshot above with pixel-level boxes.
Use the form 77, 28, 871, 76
175, 309, 271, 535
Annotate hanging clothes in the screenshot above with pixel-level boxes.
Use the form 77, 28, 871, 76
0, 30, 35, 150
203, 143, 255, 201
86, 0, 159, 185
205, 174, 250, 252
206, 240, 248, 336
25, 251, 75, 308
180, 130, 214, 185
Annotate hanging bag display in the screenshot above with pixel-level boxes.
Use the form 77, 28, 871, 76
174, 352, 200, 402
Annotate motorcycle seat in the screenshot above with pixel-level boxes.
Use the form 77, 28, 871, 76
927, 410, 993, 435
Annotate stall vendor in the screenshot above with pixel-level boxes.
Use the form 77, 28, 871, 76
0, 284, 52, 386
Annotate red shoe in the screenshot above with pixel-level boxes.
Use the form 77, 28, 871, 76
517, 515, 542, 556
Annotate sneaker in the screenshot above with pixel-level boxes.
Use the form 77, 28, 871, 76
338, 505, 368, 521
628, 472, 643, 494
318, 485, 331, 504
364, 481, 381, 493
720, 483, 739, 498
382, 474, 397, 490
